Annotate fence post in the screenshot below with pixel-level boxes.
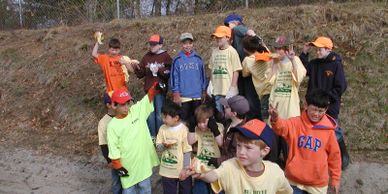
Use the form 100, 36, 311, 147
116, 0, 120, 19
18, 0, 23, 27
245, 0, 249, 8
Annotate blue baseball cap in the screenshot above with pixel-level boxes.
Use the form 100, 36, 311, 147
224, 14, 243, 26
231, 119, 274, 149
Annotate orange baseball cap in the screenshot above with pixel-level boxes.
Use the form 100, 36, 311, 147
148, 34, 164, 44
309, 36, 333, 49
211, 26, 231, 38
111, 88, 132, 104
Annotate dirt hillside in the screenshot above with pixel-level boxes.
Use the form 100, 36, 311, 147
0, 1, 386, 162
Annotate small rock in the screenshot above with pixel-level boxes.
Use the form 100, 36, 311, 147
356, 179, 363, 186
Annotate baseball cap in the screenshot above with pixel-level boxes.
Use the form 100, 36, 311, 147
211, 26, 231, 38
273, 35, 290, 48
309, 36, 333, 49
224, 14, 243, 26
180, 32, 194, 41
148, 34, 164, 45
219, 95, 249, 115
230, 119, 274, 148
111, 88, 132, 104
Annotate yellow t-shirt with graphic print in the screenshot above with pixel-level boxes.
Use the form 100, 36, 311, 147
212, 158, 293, 194
195, 123, 224, 161
156, 123, 192, 178
241, 54, 272, 99
209, 46, 242, 96
268, 56, 306, 119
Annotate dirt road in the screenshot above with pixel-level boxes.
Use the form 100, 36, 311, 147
0, 147, 386, 194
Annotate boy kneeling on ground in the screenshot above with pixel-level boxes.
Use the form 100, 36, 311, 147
184, 119, 293, 194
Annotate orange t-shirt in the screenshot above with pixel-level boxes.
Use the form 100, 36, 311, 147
95, 54, 127, 94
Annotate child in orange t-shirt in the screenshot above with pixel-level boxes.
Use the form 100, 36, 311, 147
92, 35, 137, 96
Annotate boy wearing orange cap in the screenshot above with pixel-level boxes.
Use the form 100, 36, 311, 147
209, 26, 242, 115
134, 34, 172, 142
187, 119, 293, 194
299, 36, 349, 170
107, 84, 161, 194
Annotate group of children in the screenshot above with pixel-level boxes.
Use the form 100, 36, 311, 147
93, 13, 348, 194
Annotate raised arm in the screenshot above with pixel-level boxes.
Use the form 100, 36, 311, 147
92, 42, 99, 58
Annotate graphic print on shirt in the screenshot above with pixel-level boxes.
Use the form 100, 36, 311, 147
108, 60, 124, 77
274, 71, 292, 96
243, 189, 267, 194
298, 135, 322, 152
179, 62, 199, 71
161, 139, 179, 169
212, 54, 229, 76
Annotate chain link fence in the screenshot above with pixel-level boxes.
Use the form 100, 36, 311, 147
1, 0, 357, 30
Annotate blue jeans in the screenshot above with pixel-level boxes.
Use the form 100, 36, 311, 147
335, 119, 344, 140
193, 179, 213, 194
213, 95, 225, 116
291, 185, 309, 194
122, 177, 152, 194
111, 169, 122, 194
147, 94, 165, 137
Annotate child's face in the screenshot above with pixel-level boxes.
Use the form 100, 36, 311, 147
197, 118, 209, 131
215, 36, 230, 48
108, 47, 120, 56
227, 21, 238, 29
305, 104, 327, 123
316, 47, 331, 59
222, 104, 234, 119
275, 48, 286, 59
149, 44, 162, 54
162, 114, 179, 127
181, 40, 193, 53
236, 140, 263, 167
113, 101, 131, 117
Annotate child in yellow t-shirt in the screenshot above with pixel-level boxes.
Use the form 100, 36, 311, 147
186, 119, 293, 194
156, 101, 192, 194
187, 104, 224, 194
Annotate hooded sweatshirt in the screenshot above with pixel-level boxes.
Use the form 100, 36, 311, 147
170, 50, 207, 98
271, 111, 341, 188
300, 51, 347, 119
135, 50, 172, 93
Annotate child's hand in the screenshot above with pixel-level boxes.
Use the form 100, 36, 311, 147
178, 167, 192, 181
285, 47, 295, 60
225, 86, 238, 99
330, 185, 340, 194
246, 29, 256, 36
268, 103, 279, 122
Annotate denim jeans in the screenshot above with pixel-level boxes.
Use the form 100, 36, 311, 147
335, 119, 344, 140
122, 177, 152, 194
291, 185, 310, 194
213, 95, 225, 116
193, 179, 213, 194
111, 169, 122, 194
260, 94, 270, 121
147, 94, 165, 137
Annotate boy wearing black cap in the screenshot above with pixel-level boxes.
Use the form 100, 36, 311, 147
134, 34, 172, 141
187, 119, 293, 194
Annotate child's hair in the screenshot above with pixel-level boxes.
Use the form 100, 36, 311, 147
162, 100, 183, 119
305, 89, 330, 108
242, 35, 269, 54
235, 132, 267, 150
195, 104, 214, 123
109, 38, 121, 49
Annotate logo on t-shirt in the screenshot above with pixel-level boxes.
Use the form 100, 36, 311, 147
324, 70, 334, 77
243, 189, 267, 194
212, 66, 228, 75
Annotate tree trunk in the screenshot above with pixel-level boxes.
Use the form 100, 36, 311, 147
154, 0, 161, 16
133, 0, 140, 18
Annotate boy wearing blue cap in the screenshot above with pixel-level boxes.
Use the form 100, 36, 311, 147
224, 13, 262, 121
187, 119, 293, 194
